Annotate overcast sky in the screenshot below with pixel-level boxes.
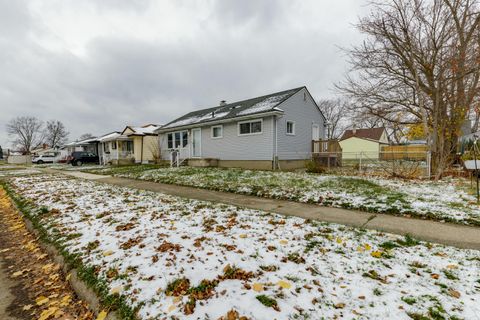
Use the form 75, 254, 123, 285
0, 0, 368, 148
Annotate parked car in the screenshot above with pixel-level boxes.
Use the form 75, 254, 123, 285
68, 152, 99, 166
32, 152, 59, 164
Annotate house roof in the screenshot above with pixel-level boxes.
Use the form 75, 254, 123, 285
63, 136, 99, 147
122, 124, 161, 136
340, 127, 386, 142
160, 87, 305, 130
97, 132, 122, 142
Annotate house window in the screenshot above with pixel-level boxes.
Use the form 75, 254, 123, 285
286, 121, 295, 135
211, 125, 223, 139
124, 141, 134, 152
182, 131, 188, 147
112, 141, 117, 150
238, 119, 262, 135
167, 131, 188, 149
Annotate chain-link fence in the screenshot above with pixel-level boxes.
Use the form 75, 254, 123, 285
312, 151, 431, 178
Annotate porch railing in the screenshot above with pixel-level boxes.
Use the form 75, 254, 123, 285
167, 147, 190, 167
312, 139, 342, 153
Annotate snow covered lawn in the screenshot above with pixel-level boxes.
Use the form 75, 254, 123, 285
7, 173, 480, 320
83, 167, 480, 226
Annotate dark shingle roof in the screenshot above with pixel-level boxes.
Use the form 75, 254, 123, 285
161, 87, 304, 130
340, 127, 386, 142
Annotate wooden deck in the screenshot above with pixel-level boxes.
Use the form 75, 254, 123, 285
311, 140, 342, 167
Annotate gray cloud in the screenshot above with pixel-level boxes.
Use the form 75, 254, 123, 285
0, 0, 367, 148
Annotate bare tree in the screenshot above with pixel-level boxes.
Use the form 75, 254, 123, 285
338, 0, 480, 179
317, 99, 350, 139
6, 116, 44, 153
44, 120, 69, 147
148, 138, 162, 164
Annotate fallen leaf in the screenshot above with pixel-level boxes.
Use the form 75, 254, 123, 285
279, 240, 288, 245
277, 280, 292, 289
38, 307, 57, 320
12, 271, 24, 278
448, 290, 461, 298
22, 305, 32, 311
370, 251, 382, 258
334, 303, 345, 309
110, 286, 122, 294
364, 243, 372, 251
102, 250, 114, 257
167, 305, 176, 312
252, 283, 263, 292
239, 234, 247, 239
36, 296, 49, 306
96, 310, 108, 320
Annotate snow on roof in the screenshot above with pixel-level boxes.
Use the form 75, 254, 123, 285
235, 92, 292, 116
128, 124, 162, 135
97, 132, 122, 142
162, 87, 303, 130
63, 136, 98, 146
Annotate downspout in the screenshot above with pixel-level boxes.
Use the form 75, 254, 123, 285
273, 116, 278, 170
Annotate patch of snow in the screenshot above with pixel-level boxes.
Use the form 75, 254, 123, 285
9, 173, 480, 320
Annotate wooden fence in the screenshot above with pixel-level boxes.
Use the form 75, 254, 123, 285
380, 145, 428, 160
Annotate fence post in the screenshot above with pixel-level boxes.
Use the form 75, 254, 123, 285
359, 152, 362, 172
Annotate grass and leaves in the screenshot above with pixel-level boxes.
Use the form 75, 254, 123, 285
80, 166, 479, 226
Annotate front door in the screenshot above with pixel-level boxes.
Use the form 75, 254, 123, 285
192, 128, 201, 158
312, 124, 320, 140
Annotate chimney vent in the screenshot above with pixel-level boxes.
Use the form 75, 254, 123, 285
220, 100, 227, 106
211, 111, 215, 118
352, 125, 357, 135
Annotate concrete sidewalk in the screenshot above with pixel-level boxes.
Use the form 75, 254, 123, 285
50, 169, 480, 250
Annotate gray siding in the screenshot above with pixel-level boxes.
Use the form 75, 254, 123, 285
159, 87, 325, 162
201, 117, 274, 160
276, 88, 325, 160
159, 116, 274, 161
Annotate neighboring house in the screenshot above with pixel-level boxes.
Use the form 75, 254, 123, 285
156, 86, 326, 170
97, 132, 125, 165
97, 125, 161, 165
121, 124, 161, 164
63, 136, 99, 155
339, 127, 389, 160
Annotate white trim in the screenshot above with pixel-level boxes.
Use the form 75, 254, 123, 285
237, 118, 263, 136
167, 130, 188, 149
192, 128, 202, 158
286, 120, 295, 135
211, 125, 223, 139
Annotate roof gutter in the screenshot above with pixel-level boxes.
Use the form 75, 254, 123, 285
156, 110, 284, 133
